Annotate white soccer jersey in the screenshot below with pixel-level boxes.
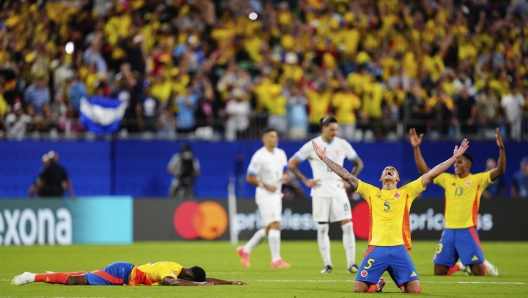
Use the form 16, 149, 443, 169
294, 136, 357, 197
247, 147, 288, 202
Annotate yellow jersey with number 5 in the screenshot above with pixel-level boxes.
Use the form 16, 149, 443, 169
357, 178, 425, 250
433, 172, 492, 229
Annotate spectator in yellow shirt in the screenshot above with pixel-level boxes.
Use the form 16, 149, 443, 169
332, 84, 361, 140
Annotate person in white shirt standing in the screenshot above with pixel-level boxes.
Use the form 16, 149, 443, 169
288, 116, 364, 274
236, 128, 291, 268
501, 84, 525, 141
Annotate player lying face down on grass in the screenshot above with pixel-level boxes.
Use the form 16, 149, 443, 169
311, 139, 469, 293
12, 261, 246, 286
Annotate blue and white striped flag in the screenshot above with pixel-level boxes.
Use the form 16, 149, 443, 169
80, 96, 128, 135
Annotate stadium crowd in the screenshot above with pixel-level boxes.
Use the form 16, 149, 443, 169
0, 0, 527, 141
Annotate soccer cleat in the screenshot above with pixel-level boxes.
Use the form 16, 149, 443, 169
484, 260, 499, 276
320, 265, 333, 274
348, 264, 359, 273
465, 265, 473, 276
236, 246, 251, 268
11, 272, 34, 286
376, 277, 386, 292
270, 259, 291, 268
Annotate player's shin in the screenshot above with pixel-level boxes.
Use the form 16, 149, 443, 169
341, 222, 356, 268
35, 273, 70, 284
268, 229, 281, 262
244, 228, 266, 253
317, 223, 332, 266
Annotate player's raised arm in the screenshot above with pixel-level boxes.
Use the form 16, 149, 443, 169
409, 128, 431, 174
490, 128, 506, 182
312, 140, 359, 191
421, 139, 469, 187
161, 276, 214, 286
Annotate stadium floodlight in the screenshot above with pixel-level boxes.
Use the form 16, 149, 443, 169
65, 42, 74, 54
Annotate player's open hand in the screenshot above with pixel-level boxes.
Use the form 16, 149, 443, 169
230, 280, 247, 285
312, 140, 326, 160
409, 128, 423, 148
453, 138, 469, 159
304, 179, 321, 189
495, 128, 505, 149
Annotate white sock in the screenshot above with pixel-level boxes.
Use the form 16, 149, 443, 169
341, 222, 356, 268
244, 228, 266, 253
28, 272, 36, 282
317, 223, 332, 267
268, 229, 281, 262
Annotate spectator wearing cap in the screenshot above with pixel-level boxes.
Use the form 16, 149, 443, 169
5, 102, 32, 139
511, 157, 528, 198
37, 151, 75, 199
225, 88, 251, 141
138, 80, 160, 133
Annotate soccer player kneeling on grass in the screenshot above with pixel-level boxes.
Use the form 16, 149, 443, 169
312, 138, 469, 293
410, 128, 502, 276
12, 261, 246, 286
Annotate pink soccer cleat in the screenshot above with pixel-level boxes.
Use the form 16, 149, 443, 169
270, 259, 291, 268
236, 246, 251, 268
376, 277, 386, 292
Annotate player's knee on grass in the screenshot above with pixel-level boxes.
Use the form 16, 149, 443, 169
353, 281, 369, 293
404, 280, 422, 293
469, 263, 486, 276
66, 275, 88, 285
434, 264, 449, 275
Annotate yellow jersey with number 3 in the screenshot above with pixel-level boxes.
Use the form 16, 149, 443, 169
433, 172, 492, 229
128, 262, 183, 286
357, 178, 425, 250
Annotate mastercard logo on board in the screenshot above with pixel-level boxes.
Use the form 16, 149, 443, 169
173, 201, 228, 240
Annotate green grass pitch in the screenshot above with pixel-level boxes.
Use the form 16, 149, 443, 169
1, 240, 527, 297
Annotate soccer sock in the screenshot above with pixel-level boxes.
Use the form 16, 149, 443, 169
341, 222, 356, 267
244, 228, 266, 253
35, 273, 70, 284
66, 271, 87, 276
317, 223, 332, 267
268, 228, 281, 262
366, 284, 378, 293
447, 264, 461, 276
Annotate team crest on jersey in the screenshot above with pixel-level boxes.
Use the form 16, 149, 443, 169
465, 181, 472, 186
393, 192, 400, 199
361, 270, 368, 277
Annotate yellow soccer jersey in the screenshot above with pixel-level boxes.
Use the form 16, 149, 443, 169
434, 172, 492, 229
357, 178, 425, 250
128, 262, 183, 286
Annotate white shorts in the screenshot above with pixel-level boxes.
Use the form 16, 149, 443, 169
312, 195, 352, 223
257, 198, 282, 226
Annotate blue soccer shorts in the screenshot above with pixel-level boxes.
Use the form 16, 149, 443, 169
355, 245, 419, 285
85, 262, 135, 285
433, 227, 485, 267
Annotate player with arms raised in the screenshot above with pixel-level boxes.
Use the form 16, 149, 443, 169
409, 128, 504, 276
312, 137, 469, 293
288, 117, 364, 273
237, 128, 291, 268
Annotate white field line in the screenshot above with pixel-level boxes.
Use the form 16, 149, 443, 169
255, 279, 526, 285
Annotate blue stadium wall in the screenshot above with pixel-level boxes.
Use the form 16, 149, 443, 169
0, 139, 526, 199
